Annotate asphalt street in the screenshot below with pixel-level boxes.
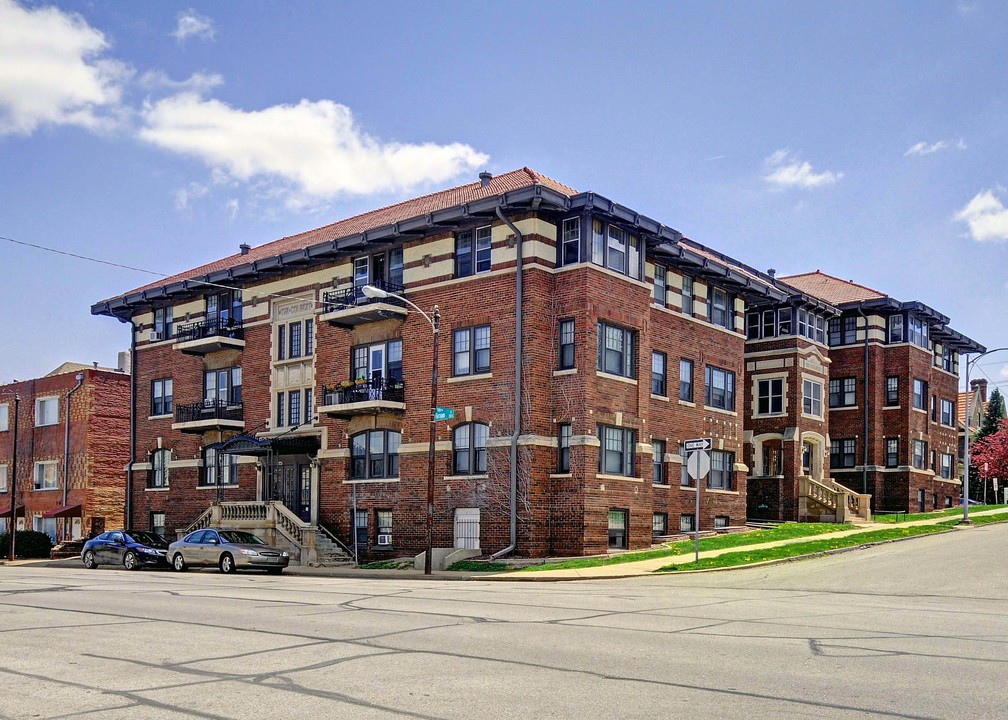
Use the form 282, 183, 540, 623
0, 524, 1005, 720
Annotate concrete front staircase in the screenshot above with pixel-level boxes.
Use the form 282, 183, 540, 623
798, 476, 872, 523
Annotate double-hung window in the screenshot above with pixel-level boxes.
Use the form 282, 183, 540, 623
33, 461, 58, 490
941, 347, 954, 372
651, 351, 667, 396
889, 314, 904, 343
681, 276, 694, 316
885, 438, 899, 468
561, 217, 580, 265
708, 450, 734, 490
679, 359, 694, 402
756, 378, 784, 415
829, 378, 856, 408
150, 449, 170, 488
777, 307, 792, 335
598, 425, 635, 477
704, 366, 735, 411
707, 287, 731, 329
830, 439, 856, 469
886, 376, 899, 406
151, 378, 173, 416
351, 430, 401, 479
912, 440, 927, 470
907, 316, 929, 349
653, 513, 668, 539
153, 306, 173, 339
939, 453, 953, 479
597, 322, 636, 378
912, 379, 927, 411
940, 398, 954, 426
558, 319, 575, 370
455, 226, 492, 277
203, 447, 238, 486
599, 223, 642, 279
35, 397, 58, 426
453, 325, 491, 376
654, 265, 667, 307
453, 423, 489, 475
652, 440, 666, 484
803, 380, 823, 417
557, 424, 571, 473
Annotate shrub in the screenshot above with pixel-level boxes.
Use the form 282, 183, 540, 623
0, 530, 53, 559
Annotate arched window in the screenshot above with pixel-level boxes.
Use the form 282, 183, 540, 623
150, 449, 170, 488
351, 430, 401, 479
453, 423, 488, 475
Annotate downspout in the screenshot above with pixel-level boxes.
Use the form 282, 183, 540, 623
491, 205, 522, 559
126, 319, 137, 530
858, 309, 869, 496
62, 372, 85, 511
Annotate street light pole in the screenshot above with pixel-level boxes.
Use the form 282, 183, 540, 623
361, 285, 440, 575
963, 346, 1008, 524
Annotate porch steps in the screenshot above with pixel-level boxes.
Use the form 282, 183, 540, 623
312, 533, 355, 567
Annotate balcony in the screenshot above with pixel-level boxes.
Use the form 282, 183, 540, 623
173, 318, 246, 355
318, 377, 406, 417
172, 400, 245, 433
319, 280, 408, 328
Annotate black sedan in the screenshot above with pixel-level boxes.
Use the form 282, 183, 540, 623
81, 530, 170, 570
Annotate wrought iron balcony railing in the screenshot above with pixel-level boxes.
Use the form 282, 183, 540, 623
322, 377, 406, 407
174, 317, 245, 344
175, 400, 244, 424
322, 280, 406, 314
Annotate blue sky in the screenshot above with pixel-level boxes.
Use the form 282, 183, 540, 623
2, 1, 1007, 391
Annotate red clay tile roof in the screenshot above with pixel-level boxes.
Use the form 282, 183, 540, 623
778, 270, 886, 305
121, 168, 577, 298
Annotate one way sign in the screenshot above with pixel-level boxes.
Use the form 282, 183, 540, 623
684, 437, 712, 452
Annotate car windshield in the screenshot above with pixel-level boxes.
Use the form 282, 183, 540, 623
218, 531, 267, 545
125, 531, 168, 548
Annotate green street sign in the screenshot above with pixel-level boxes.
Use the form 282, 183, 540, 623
433, 407, 455, 421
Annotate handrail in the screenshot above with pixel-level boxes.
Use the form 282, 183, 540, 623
174, 317, 245, 343
321, 377, 405, 406
322, 279, 405, 313
317, 521, 356, 559
175, 400, 244, 424
183, 506, 214, 534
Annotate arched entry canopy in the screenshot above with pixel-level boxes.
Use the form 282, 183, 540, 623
216, 433, 319, 457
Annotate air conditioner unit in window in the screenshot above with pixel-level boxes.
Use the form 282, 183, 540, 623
377, 534, 392, 546
149, 330, 162, 342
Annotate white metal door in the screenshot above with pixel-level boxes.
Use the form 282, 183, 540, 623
454, 508, 480, 550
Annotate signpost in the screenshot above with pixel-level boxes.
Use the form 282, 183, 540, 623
684, 438, 712, 563
432, 407, 455, 421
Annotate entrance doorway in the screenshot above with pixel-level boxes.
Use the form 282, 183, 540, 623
268, 457, 313, 522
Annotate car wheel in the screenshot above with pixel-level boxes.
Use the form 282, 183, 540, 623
171, 553, 187, 572
123, 551, 139, 571
82, 550, 97, 569
219, 553, 236, 574
266, 567, 283, 575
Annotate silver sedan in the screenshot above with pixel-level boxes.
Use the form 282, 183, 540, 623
168, 529, 290, 575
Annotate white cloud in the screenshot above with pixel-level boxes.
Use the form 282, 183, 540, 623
172, 9, 215, 43
904, 138, 967, 157
763, 149, 842, 190
174, 181, 209, 212
138, 70, 223, 95
0, 0, 130, 135
138, 93, 489, 203
955, 188, 1008, 242
225, 198, 239, 220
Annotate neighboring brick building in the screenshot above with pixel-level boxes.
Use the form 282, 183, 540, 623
780, 271, 981, 514
92, 168, 793, 560
0, 362, 130, 542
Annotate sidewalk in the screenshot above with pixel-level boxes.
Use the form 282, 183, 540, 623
484, 507, 1008, 581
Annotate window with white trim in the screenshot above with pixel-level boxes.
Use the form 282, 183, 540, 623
35, 397, 58, 427
654, 265, 667, 307
679, 359, 694, 402
708, 450, 734, 490
561, 217, 580, 265
705, 366, 735, 411
889, 314, 904, 343
939, 453, 953, 479
913, 378, 927, 411
455, 226, 492, 277
591, 221, 643, 280
558, 319, 575, 370
681, 275, 694, 316
940, 398, 954, 426
453, 423, 488, 475
151, 378, 173, 416
886, 376, 900, 406
912, 439, 927, 470
651, 351, 667, 396
33, 461, 57, 490
756, 378, 784, 415
453, 325, 491, 376
652, 440, 666, 484
707, 286, 732, 329
803, 380, 823, 417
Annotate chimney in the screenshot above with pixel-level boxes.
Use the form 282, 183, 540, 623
239, 243, 251, 255
971, 378, 988, 403
767, 268, 776, 279
479, 171, 493, 187
92, 362, 98, 369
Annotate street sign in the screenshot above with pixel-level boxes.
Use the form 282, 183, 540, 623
432, 407, 455, 421
684, 437, 712, 452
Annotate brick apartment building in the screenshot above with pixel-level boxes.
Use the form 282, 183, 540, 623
92, 168, 800, 560
90, 168, 982, 560
0, 362, 130, 542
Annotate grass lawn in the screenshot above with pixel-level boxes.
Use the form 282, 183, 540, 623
959, 513, 1008, 527
358, 559, 414, 570
521, 522, 848, 572
873, 504, 1007, 523
446, 560, 514, 572
656, 524, 952, 572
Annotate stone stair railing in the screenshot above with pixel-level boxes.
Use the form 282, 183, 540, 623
798, 476, 872, 523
